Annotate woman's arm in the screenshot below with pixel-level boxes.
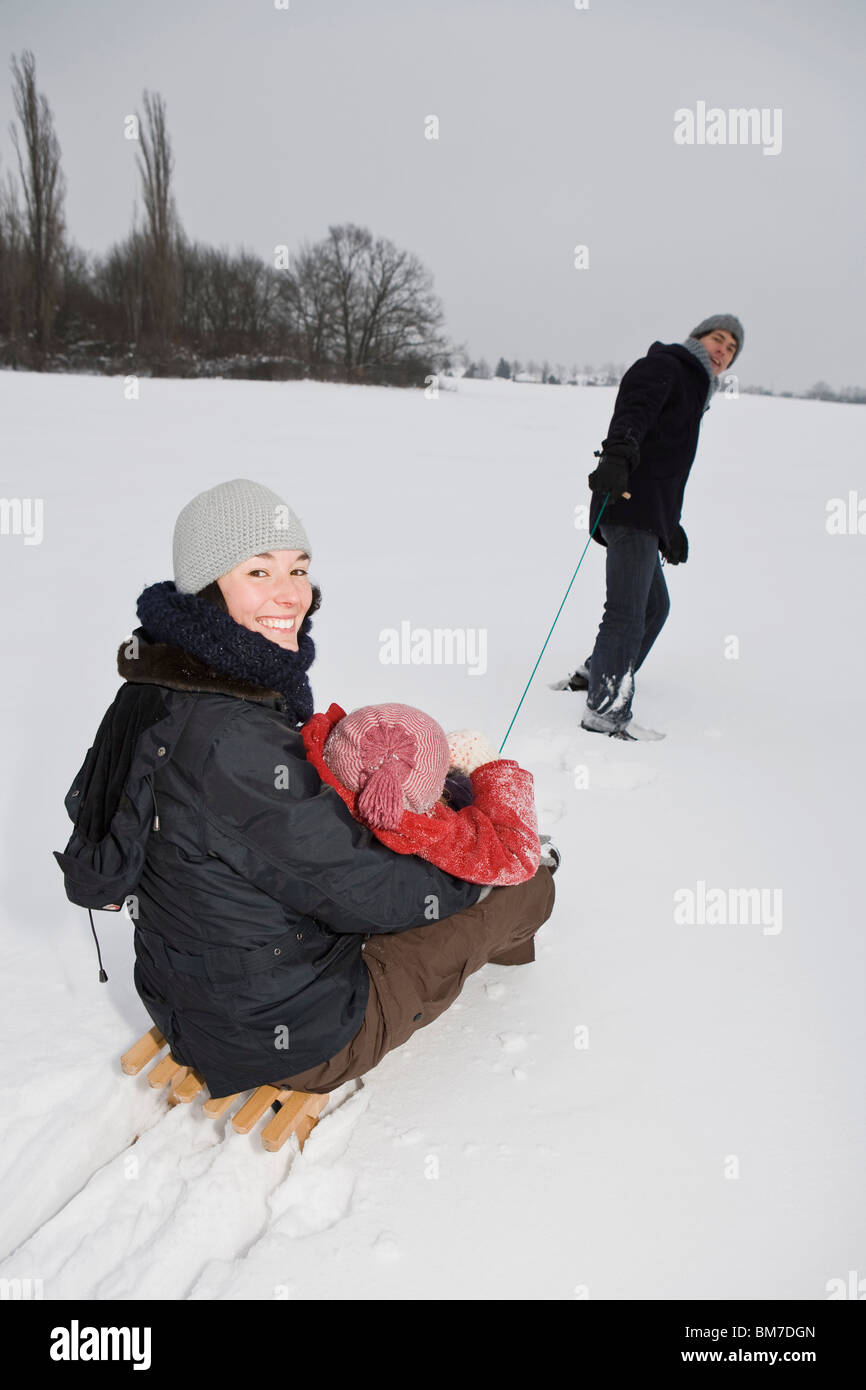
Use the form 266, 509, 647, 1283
201, 704, 485, 933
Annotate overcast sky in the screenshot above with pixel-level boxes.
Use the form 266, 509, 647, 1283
1, 0, 863, 392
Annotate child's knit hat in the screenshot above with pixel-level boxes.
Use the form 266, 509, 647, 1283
322, 703, 450, 830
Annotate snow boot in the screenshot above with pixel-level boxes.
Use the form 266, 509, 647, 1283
550, 663, 590, 692
579, 717, 665, 742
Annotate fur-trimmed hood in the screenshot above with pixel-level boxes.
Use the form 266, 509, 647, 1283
124, 579, 316, 727
117, 628, 287, 708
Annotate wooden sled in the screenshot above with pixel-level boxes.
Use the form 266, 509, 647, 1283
121, 1026, 328, 1153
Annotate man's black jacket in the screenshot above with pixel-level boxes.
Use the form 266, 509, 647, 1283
589, 341, 712, 550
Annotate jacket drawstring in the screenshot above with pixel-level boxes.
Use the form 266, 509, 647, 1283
88, 909, 109, 983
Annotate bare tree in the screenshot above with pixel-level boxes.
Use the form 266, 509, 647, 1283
94, 228, 147, 346
135, 90, 182, 349
0, 163, 26, 354
355, 228, 446, 368
324, 223, 369, 370
279, 238, 335, 371
9, 49, 66, 351
174, 234, 208, 346
275, 224, 448, 380
321, 223, 447, 375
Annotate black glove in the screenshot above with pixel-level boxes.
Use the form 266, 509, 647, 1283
539, 834, 560, 875
587, 438, 638, 497
661, 525, 688, 565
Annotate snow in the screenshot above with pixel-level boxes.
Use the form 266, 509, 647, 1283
0, 370, 863, 1299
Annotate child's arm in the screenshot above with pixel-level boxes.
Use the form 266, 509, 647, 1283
369, 757, 541, 886
440, 759, 541, 886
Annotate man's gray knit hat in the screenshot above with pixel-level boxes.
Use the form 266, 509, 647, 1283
689, 314, 745, 363
173, 478, 312, 594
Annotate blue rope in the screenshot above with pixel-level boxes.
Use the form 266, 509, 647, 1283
499, 492, 610, 755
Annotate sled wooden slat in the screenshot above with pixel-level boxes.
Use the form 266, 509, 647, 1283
296, 1105, 326, 1149
261, 1091, 329, 1153
202, 1093, 239, 1118
231, 1085, 288, 1134
147, 1053, 185, 1089
121, 1027, 166, 1075
166, 1068, 189, 1104
171, 1069, 205, 1103
122, 1031, 329, 1152
294, 1112, 317, 1150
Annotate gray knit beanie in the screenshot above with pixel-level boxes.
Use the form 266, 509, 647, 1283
689, 314, 745, 364
173, 478, 312, 594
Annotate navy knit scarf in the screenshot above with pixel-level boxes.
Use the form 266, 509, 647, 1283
135, 580, 316, 727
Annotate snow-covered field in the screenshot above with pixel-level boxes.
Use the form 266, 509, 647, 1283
0, 369, 863, 1299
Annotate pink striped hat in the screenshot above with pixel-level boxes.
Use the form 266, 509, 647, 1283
322, 703, 449, 830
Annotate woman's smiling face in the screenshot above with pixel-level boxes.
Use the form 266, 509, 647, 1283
217, 549, 313, 651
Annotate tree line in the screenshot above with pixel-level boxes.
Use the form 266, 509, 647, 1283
1, 51, 860, 402
0, 50, 449, 384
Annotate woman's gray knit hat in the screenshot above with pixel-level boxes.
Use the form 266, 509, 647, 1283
173, 478, 312, 594
689, 314, 745, 363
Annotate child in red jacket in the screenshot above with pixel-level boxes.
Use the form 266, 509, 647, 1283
300, 702, 541, 887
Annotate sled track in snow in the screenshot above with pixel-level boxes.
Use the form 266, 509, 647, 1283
0, 1073, 367, 1299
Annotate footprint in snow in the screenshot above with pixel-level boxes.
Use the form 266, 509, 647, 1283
537, 797, 566, 827
394, 1128, 424, 1146
373, 1231, 401, 1261
570, 754, 659, 791
514, 730, 576, 766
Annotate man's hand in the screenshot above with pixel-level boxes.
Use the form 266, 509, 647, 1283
661, 525, 688, 565
588, 438, 638, 500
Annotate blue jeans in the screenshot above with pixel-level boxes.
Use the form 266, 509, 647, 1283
584, 522, 670, 728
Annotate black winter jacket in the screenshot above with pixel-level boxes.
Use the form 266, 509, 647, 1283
589, 341, 713, 550
57, 633, 483, 1098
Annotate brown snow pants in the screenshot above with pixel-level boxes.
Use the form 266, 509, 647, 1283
273, 866, 556, 1094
